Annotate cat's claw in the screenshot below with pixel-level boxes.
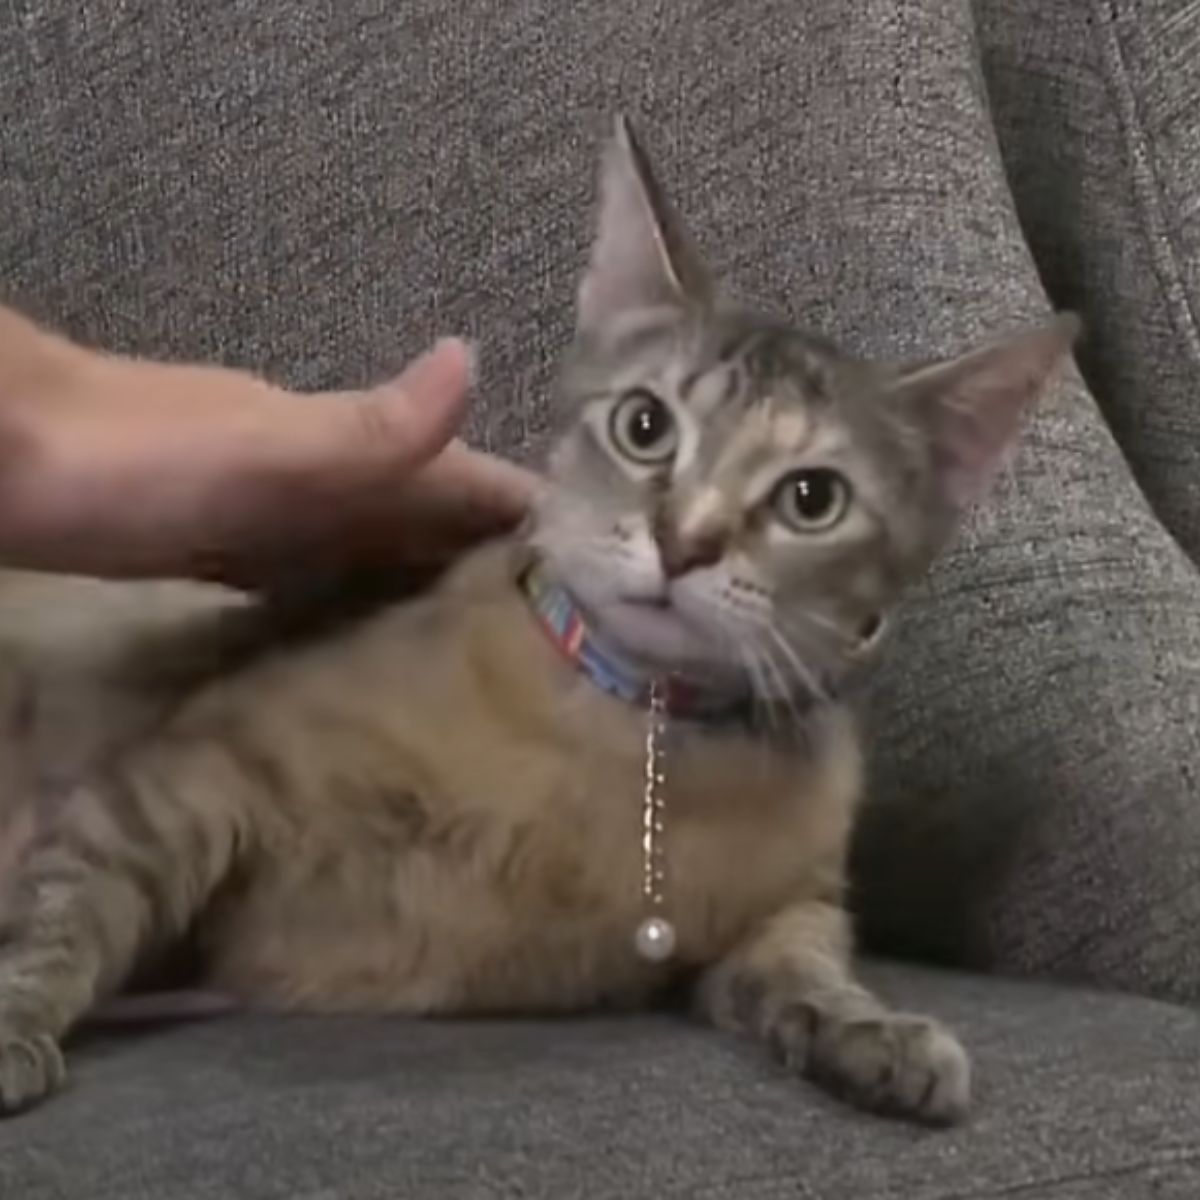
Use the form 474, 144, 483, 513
772, 1006, 970, 1125
0, 1031, 66, 1116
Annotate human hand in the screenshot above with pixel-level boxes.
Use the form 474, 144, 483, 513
0, 306, 535, 588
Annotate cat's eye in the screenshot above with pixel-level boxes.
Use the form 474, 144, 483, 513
608, 389, 679, 465
771, 468, 851, 533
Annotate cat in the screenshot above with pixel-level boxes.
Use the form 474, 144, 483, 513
0, 116, 1077, 1123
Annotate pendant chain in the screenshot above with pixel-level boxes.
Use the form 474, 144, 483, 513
642, 679, 668, 909
634, 680, 677, 962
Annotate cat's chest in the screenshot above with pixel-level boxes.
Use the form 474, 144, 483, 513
244, 718, 851, 1013
512, 737, 845, 959
205, 597, 861, 1014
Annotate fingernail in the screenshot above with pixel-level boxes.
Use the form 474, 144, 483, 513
430, 336, 476, 388
396, 338, 465, 388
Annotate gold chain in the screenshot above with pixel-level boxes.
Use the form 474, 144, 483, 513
634, 679, 677, 962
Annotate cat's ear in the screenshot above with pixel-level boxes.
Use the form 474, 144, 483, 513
576, 115, 713, 335
887, 314, 1080, 511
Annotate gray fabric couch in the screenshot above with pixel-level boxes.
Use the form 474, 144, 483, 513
3, 1, 1200, 1196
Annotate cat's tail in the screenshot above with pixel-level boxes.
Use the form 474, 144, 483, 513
88, 990, 243, 1026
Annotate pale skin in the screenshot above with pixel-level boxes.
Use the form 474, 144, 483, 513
0, 305, 534, 586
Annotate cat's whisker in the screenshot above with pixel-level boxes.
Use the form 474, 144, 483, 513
777, 607, 860, 658
707, 602, 805, 731
736, 640, 778, 735
681, 589, 822, 727
734, 610, 831, 707
706, 608, 765, 706
685, 597, 778, 732
748, 629, 807, 730
763, 624, 831, 707
752, 640, 795, 736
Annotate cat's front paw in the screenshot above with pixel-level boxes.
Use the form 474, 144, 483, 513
771, 1006, 970, 1125
0, 1030, 66, 1116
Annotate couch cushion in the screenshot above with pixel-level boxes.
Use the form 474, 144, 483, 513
979, 0, 1200, 565
2, 966, 1199, 1199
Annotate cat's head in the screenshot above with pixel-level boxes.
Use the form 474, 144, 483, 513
531, 116, 1077, 701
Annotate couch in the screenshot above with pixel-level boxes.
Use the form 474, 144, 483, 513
3, 2, 1200, 1196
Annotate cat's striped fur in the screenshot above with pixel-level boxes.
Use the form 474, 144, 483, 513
0, 547, 880, 1105
0, 119, 1076, 1121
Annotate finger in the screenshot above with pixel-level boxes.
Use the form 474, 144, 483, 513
311, 447, 538, 566
414, 441, 540, 524
277, 339, 473, 484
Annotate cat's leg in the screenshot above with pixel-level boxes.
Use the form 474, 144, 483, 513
697, 900, 969, 1124
0, 748, 251, 1115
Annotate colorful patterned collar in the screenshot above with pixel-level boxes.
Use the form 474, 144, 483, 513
520, 560, 793, 727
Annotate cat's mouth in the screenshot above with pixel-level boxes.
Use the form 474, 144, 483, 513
601, 590, 711, 666
623, 592, 672, 611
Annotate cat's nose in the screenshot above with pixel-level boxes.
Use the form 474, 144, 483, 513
655, 525, 726, 579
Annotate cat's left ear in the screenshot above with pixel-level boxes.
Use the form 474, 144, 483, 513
576, 115, 713, 336
887, 314, 1081, 512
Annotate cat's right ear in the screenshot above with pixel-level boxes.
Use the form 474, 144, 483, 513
576, 116, 713, 336
886, 314, 1081, 514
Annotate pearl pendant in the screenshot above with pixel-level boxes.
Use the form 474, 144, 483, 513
634, 915, 677, 962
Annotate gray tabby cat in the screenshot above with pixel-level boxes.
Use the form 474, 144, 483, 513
0, 117, 1076, 1122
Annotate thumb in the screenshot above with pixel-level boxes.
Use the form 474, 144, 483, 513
285, 338, 473, 484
